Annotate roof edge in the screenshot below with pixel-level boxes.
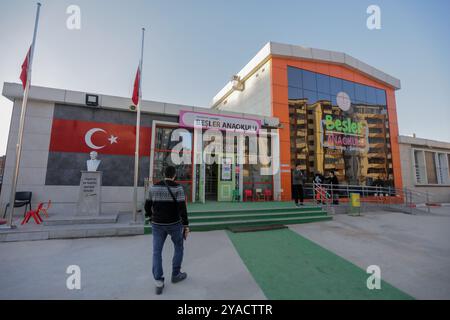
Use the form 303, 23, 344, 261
211, 41, 401, 107
2, 82, 278, 123
398, 135, 450, 149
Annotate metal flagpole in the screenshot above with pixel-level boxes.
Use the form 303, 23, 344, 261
132, 28, 145, 223
6, 2, 42, 228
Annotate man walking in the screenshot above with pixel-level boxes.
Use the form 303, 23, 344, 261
292, 163, 305, 206
145, 166, 189, 295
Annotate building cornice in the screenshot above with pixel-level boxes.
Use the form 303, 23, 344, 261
211, 41, 401, 108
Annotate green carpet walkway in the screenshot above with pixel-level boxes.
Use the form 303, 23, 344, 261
227, 228, 413, 300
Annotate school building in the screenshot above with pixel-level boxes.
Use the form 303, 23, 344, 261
0, 42, 403, 216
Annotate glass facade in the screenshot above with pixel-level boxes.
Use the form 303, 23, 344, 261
288, 66, 394, 187
243, 136, 273, 194
152, 126, 274, 202
153, 126, 193, 200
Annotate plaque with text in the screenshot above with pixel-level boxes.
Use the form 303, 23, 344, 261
77, 171, 102, 216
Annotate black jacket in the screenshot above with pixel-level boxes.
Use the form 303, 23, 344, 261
144, 180, 189, 226
330, 176, 339, 185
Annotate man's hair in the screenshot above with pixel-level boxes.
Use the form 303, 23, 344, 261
295, 161, 301, 167
164, 166, 176, 179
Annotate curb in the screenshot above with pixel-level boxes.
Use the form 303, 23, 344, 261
410, 203, 450, 208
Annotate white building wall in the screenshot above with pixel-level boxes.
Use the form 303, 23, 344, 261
1, 83, 281, 218
0, 99, 147, 217
399, 143, 414, 189
399, 142, 450, 203
1, 99, 54, 216
215, 60, 272, 117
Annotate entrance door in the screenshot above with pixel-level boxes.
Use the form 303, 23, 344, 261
205, 163, 218, 201
194, 163, 205, 203
217, 156, 235, 201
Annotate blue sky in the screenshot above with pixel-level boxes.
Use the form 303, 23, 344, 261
0, 0, 449, 154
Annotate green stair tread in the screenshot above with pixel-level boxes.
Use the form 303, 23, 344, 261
189, 210, 328, 220
145, 216, 332, 231
190, 215, 332, 226
190, 217, 333, 231
188, 206, 322, 215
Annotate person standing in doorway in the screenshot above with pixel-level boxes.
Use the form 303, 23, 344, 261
292, 163, 305, 206
145, 166, 189, 295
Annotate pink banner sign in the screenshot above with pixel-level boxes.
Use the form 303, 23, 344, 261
179, 110, 261, 133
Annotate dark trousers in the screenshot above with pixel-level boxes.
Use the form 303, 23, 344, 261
292, 184, 304, 204
152, 222, 184, 282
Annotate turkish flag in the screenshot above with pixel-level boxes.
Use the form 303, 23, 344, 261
132, 66, 140, 106
20, 46, 31, 89
49, 119, 151, 156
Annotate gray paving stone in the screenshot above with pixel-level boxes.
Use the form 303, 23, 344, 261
86, 228, 117, 237
48, 229, 87, 239
5, 232, 48, 242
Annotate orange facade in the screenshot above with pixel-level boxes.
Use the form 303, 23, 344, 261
270, 56, 402, 200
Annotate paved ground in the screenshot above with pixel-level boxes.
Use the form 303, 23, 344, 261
0, 230, 265, 299
1, 208, 449, 299
289, 207, 450, 299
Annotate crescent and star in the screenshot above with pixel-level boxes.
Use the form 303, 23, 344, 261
84, 128, 118, 150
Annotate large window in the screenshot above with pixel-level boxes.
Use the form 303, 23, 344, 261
152, 126, 193, 200
437, 153, 450, 184
425, 151, 438, 184
413, 149, 450, 185
242, 134, 274, 193
413, 150, 426, 184
287, 66, 393, 187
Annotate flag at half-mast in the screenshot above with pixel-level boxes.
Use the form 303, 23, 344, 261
20, 46, 31, 89
132, 66, 140, 106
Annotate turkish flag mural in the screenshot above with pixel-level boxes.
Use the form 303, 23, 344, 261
49, 119, 151, 156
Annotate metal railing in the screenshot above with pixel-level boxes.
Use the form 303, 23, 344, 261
308, 182, 433, 214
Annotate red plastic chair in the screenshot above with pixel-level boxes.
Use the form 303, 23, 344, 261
40, 200, 52, 218
263, 189, 272, 201
315, 185, 328, 204
255, 188, 264, 201
244, 190, 253, 202
21, 203, 44, 225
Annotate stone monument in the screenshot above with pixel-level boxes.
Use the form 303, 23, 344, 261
77, 152, 102, 216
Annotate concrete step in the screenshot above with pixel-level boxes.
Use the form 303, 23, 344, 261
189, 206, 323, 216
44, 214, 119, 226
0, 223, 144, 242
144, 215, 332, 233
189, 210, 328, 223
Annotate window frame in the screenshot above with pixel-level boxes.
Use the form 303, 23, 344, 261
411, 148, 450, 186
150, 121, 194, 201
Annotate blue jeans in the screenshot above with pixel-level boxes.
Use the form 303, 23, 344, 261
152, 222, 184, 282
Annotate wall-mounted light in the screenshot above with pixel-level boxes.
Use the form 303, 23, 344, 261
85, 94, 99, 106
231, 75, 244, 91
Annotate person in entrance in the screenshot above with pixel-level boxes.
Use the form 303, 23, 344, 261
292, 162, 305, 206
145, 166, 190, 295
